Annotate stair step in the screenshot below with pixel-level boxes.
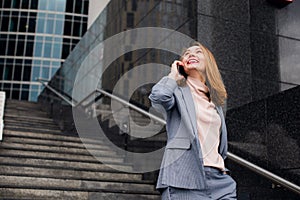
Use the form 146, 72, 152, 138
2, 137, 110, 150
0, 188, 88, 200
0, 142, 119, 157
4, 114, 54, 122
4, 121, 60, 130
3, 130, 83, 143
4, 125, 62, 134
88, 192, 161, 200
0, 175, 158, 194
0, 165, 143, 182
3, 130, 108, 147
0, 188, 160, 200
0, 156, 132, 172
0, 149, 125, 164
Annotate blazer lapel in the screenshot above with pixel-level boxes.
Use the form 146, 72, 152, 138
178, 86, 198, 138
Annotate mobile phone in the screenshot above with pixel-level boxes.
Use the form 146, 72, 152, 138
177, 64, 187, 78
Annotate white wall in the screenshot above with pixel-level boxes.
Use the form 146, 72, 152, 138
88, 0, 111, 29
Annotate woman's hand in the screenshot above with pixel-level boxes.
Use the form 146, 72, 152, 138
168, 60, 185, 81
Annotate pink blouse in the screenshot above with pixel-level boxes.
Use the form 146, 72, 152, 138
186, 77, 225, 171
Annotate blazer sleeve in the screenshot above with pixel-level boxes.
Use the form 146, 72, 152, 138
149, 76, 178, 111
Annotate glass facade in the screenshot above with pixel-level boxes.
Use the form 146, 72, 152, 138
0, 0, 89, 101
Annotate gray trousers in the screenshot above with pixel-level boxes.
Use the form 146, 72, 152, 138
161, 167, 237, 200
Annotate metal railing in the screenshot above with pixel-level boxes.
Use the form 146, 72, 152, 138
38, 81, 300, 195
38, 78, 76, 107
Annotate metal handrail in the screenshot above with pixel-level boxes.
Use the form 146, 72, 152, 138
96, 89, 166, 125
37, 79, 76, 107
227, 152, 300, 195
39, 84, 300, 195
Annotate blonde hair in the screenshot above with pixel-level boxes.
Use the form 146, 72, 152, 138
181, 42, 227, 106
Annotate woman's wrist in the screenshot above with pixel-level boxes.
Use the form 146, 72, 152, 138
168, 71, 177, 80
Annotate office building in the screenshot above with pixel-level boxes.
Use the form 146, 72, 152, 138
0, 0, 89, 101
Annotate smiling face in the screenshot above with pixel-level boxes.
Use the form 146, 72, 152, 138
181, 45, 206, 77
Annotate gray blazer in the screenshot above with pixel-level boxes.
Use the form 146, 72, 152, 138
149, 76, 228, 190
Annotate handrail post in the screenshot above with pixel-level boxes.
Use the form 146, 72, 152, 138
0, 92, 5, 141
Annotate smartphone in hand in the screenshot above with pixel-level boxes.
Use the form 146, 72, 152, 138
177, 64, 187, 78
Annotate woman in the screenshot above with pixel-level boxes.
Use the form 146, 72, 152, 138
149, 42, 237, 199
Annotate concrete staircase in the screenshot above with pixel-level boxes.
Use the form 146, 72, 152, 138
0, 100, 160, 199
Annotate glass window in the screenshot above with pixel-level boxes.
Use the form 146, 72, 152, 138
31, 85, 39, 91
25, 41, 34, 56
56, 0, 66, 12
73, 21, 81, 37
0, 59, 4, 79
55, 20, 64, 34
28, 18, 36, 33
38, 0, 47, 10
34, 42, 43, 57
30, 0, 38, 9
42, 67, 49, 79
12, 0, 21, 8
27, 35, 34, 41
18, 17, 28, 32
29, 91, 38, 101
31, 66, 40, 80
43, 43, 52, 57
83, 0, 89, 14
54, 37, 63, 42
75, 0, 82, 13
56, 14, 64, 20
4, 65, 13, 80
33, 60, 41, 65
0, 35, 7, 54
132, 0, 137, 11
52, 61, 60, 68
36, 36, 43, 41
7, 37, 16, 56
1, 16, 9, 31
127, 13, 134, 28
4, 1, 11, 8
10, 16, 19, 32
66, 0, 74, 13
50, 67, 58, 77
21, 90, 29, 100
48, 13, 55, 19
48, 1, 56, 11
23, 66, 31, 81
21, 0, 30, 9
12, 89, 20, 99
24, 59, 31, 66
16, 41, 25, 56
42, 60, 50, 66
3, 83, 11, 89
22, 84, 29, 89
46, 19, 54, 34
53, 43, 62, 58
62, 44, 70, 59
37, 19, 45, 33
38, 13, 46, 19
64, 21, 72, 35
13, 65, 22, 80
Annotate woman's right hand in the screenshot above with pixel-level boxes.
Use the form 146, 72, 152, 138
168, 60, 185, 81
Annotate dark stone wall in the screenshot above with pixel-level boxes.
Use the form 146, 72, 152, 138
197, 0, 300, 109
